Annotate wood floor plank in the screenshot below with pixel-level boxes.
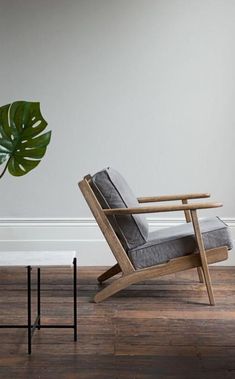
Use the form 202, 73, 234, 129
0, 266, 234, 378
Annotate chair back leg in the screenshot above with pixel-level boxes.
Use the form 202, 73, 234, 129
98, 264, 121, 283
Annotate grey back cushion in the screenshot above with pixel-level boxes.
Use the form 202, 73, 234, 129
92, 167, 148, 250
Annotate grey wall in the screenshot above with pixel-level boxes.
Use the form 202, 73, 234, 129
0, 0, 235, 219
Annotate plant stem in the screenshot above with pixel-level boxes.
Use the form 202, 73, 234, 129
0, 158, 10, 179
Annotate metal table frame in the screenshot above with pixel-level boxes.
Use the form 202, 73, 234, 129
0, 257, 77, 354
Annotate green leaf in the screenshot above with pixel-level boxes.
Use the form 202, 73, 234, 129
8, 157, 40, 176
15, 147, 47, 159
0, 101, 51, 177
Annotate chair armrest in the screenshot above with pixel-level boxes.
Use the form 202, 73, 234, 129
137, 193, 211, 203
103, 202, 222, 215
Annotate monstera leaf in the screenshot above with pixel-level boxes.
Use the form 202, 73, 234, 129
0, 101, 51, 177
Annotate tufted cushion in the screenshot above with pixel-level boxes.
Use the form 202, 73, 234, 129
128, 217, 233, 269
91, 167, 148, 250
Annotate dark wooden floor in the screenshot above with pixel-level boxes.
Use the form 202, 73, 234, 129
0, 267, 235, 378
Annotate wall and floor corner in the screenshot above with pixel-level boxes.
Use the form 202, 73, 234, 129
0, 0, 235, 265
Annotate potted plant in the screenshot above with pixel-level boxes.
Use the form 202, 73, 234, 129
0, 101, 51, 178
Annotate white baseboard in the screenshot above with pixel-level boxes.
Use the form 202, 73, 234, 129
0, 217, 234, 266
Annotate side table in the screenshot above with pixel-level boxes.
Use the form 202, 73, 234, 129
0, 251, 77, 354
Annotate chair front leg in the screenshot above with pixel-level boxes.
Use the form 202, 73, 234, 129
190, 210, 215, 305
182, 199, 204, 283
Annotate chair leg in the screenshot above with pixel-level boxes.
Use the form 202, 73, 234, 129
95, 274, 131, 302
200, 265, 215, 305
183, 203, 205, 285
98, 263, 121, 283
94, 247, 227, 303
191, 210, 215, 306
197, 267, 204, 283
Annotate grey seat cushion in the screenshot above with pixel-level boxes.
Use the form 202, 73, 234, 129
128, 217, 233, 269
92, 167, 148, 250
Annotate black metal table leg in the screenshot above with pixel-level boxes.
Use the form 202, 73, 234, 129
27, 266, 32, 355
73, 257, 77, 341
1, 259, 78, 354
37, 268, 41, 330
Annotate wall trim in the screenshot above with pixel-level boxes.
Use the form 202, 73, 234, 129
0, 217, 234, 266
0, 216, 234, 226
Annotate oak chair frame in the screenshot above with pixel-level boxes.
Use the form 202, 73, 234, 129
79, 175, 228, 305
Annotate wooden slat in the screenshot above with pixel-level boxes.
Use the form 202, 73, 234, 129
182, 199, 204, 284
191, 210, 215, 305
97, 263, 121, 283
104, 202, 222, 215
79, 178, 135, 275
138, 193, 211, 203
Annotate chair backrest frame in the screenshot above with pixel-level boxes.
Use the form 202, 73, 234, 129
79, 175, 135, 275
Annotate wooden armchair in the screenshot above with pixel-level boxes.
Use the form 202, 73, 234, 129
79, 168, 233, 304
